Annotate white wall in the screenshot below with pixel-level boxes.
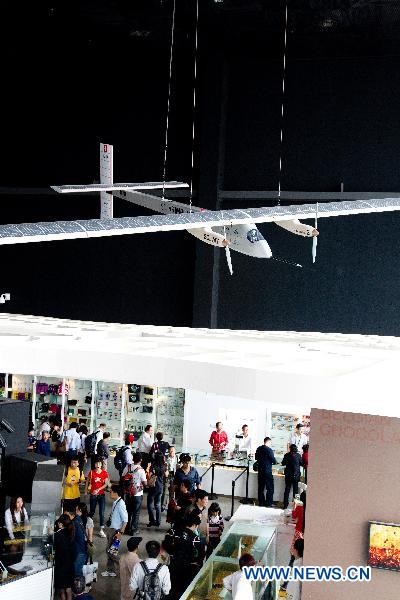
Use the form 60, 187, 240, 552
183, 389, 310, 451
0, 568, 53, 600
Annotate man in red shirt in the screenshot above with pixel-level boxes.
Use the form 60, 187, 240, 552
209, 422, 229, 453
86, 457, 110, 538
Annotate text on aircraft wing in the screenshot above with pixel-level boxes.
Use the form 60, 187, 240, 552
51, 181, 189, 193
0, 198, 400, 245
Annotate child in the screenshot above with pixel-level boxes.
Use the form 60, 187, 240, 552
290, 491, 305, 561
207, 502, 224, 557
63, 458, 85, 513
36, 431, 51, 456
72, 575, 94, 600
85, 457, 109, 538
223, 553, 256, 600
27, 428, 36, 451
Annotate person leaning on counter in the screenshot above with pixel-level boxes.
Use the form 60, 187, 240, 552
209, 422, 229, 453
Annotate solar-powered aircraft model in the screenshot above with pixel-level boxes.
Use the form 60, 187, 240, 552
2, 143, 400, 274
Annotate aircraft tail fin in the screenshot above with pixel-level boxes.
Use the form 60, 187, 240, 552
100, 143, 113, 219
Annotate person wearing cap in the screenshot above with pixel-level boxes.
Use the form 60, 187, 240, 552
287, 424, 308, 453
122, 433, 135, 473
120, 536, 142, 600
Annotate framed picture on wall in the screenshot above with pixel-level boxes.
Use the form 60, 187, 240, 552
369, 521, 400, 571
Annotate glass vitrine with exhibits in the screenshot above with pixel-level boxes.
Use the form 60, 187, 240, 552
180, 522, 278, 600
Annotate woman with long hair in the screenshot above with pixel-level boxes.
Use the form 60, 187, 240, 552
4, 496, 29, 543
147, 451, 167, 528
77, 502, 94, 563
54, 514, 75, 600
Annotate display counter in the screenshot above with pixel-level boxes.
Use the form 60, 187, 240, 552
191, 450, 286, 502
0, 512, 54, 593
181, 521, 278, 600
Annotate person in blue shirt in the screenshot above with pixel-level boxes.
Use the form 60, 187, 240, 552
36, 431, 51, 457
255, 437, 277, 507
173, 453, 201, 494
102, 485, 128, 577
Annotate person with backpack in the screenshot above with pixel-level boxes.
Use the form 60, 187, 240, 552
114, 434, 135, 478
85, 456, 110, 538
85, 423, 107, 469
129, 540, 171, 599
121, 452, 147, 535
147, 452, 167, 529
97, 432, 111, 469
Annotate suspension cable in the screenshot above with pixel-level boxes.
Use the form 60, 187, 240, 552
189, 0, 200, 213
162, 0, 177, 201
277, 1, 288, 206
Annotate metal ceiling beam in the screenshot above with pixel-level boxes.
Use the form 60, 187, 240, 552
219, 190, 400, 201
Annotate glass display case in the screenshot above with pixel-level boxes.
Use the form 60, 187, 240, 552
0, 512, 55, 586
181, 522, 278, 600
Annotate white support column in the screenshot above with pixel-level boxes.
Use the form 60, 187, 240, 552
120, 384, 126, 445
61, 378, 66, 433
32, 375, 37, 431
4, 374, 8, 399
91, 380, 96, 432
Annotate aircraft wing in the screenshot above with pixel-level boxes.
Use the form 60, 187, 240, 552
51, 181, 189, 193
0, 198, 400, 245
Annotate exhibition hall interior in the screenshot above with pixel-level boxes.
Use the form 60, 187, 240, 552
1, 1, 400, 599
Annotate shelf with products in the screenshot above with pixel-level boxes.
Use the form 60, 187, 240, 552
181, 520, 278, 600
270, 412, 310, 463
32, 376, 67, 431
155, 387, 185, 447
124, 384, 185, 446
125, 384, 156, 441
64, 379, 93, 430
94, 381, 125, 444
0, 373, 13, 399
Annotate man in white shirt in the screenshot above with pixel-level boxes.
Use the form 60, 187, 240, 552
64, 423, 81, 458
288, 423, 308, 454
223, 553, 256, 600
137, 425, 153, 470
95, 423, 107, 452
39, 417, 51, 435
122, 452, 147, 535
129, 540, 171, 597
238, 424, 253, 456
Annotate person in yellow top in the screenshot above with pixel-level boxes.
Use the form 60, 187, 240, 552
63, 457, 85, 512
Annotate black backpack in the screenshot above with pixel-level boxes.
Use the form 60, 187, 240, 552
114, 446, 129, 472
138, 562, 163, 600
85, 431, 99, 456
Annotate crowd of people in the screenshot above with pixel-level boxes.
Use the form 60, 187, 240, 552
19, 418, 310, 599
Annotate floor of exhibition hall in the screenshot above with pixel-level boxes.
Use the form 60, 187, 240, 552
80, 494, 233, 600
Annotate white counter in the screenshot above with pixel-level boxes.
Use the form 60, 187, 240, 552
197, 465, 285, 502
